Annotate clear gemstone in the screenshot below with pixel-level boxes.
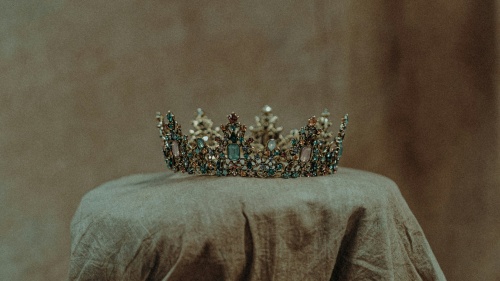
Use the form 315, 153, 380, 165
267, 139, 276, 150
263, 105, 272, 113
172, 141, 180, 157
300, 146, 312, 162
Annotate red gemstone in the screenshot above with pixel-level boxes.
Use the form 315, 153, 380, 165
228, 112, 238, 123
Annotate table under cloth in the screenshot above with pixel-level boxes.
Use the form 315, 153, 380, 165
69, 168, 445, 281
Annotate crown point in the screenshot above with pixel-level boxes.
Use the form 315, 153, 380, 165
228, 112, 239, 123
263, 105, 272, 113
196, 108, 204, 116
308, 116, 317, 126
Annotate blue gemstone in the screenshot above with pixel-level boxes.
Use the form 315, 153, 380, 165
227, 144, 240, 160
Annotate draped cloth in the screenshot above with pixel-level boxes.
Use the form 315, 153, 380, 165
69, 168, 445, 280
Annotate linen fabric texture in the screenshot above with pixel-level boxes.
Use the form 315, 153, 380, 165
69, 168, 445, 280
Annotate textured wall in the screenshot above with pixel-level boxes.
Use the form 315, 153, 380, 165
0, 0, 498, 280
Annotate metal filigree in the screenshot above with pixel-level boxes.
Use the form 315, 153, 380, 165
156, 106, 349, 178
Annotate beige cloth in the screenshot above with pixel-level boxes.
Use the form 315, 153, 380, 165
69, 168, 445, 281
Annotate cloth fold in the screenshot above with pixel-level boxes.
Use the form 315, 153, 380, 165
69, 168, 445, 281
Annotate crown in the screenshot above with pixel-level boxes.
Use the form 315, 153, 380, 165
156, 105, 348, 178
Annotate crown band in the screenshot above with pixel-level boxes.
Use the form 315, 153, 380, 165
156, 105, 348, 178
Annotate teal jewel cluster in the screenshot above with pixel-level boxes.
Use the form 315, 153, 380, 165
156, 108, 348, 178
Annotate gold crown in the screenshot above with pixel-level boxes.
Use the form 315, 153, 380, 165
156, 105, 348, 178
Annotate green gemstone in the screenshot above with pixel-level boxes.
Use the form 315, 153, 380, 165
196, 138, 205, 148
244, 153, 249, 159
276, 163, 283, 170
268, 169, 275, 176
247, 162, 253, 169
291, 139, 297, 145
274, 150, 280, 156
167, 113, 173, 122
227, 144, 240, 160
195, 148, 200, 154
291, 172, 299, 178
339, 146, 343, 157
282, 173, 289, 179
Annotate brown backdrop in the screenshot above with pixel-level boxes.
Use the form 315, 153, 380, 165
0, 1, 498, 280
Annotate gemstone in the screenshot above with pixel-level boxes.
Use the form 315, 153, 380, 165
263, 105, 272, 113
291, 139, 297, 146
247, 162, 253, 169
339, 146, 343, 157
172, 141, 180, 157
308, 116, 317, 126
227, 144, 240, 160
167, 112, 173, 122
230, 133, 238, 143
276, 163, 283, 170
268, 169, 275, 176
267, 139, 276, 150
300, 146, 312, 162
197, 138, 205, 148
228, 113, 238, 123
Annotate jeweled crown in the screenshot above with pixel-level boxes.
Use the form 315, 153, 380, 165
156, 105, 348, 178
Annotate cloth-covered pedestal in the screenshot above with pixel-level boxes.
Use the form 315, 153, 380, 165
69, 168, 445, 281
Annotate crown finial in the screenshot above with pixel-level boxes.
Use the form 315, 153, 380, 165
228, 112, 239, 123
